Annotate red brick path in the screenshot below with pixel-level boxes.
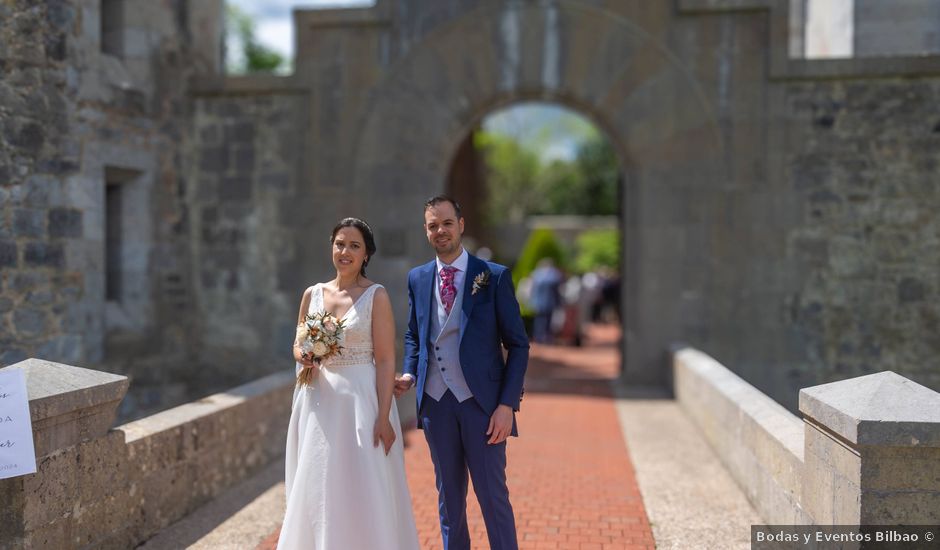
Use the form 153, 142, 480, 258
259, 325, 655, 549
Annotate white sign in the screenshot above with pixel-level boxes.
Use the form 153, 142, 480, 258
0, 369, 37, 480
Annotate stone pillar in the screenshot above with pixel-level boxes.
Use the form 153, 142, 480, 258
0, 359, 128, 548
187, 0, 226, 74
446, 130, 491, 253
800, 371, 940, 524
788, 0, 806, 58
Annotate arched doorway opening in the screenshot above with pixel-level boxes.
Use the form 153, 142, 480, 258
347, 1, 728, 391
445, 101, 624, 392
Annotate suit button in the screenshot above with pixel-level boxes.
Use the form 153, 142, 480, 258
435, 346, 440, 351
441, 368, 446, 371
437, 357, 442, 361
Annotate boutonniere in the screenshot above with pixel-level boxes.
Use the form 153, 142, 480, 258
471, 271, 491, 295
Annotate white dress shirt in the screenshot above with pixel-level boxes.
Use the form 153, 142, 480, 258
434, 247, 468, 315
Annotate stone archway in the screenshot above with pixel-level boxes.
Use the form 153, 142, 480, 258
342, 1, 727, 387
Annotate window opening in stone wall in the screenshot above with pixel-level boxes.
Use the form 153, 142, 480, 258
105, 180, 123, 302
101, 0, 124, 57
222, 1, 372, 75
104, 166, 141, 303
791, 0, 940, 59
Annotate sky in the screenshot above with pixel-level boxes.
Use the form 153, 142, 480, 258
483, 103, 599, 163
228, 0, 373, 61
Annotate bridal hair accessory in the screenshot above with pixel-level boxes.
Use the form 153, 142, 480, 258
471, 271, 491, 295
296, 310, 346, 387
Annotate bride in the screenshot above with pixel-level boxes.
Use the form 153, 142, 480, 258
277, 218, 420, 549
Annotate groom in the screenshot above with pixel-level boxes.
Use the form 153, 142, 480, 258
395, 195, 529, 550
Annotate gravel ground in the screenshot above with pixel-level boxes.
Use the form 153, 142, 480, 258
614, 391, 762, 549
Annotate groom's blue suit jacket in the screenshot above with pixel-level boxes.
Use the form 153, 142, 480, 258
404, 254, 529, 432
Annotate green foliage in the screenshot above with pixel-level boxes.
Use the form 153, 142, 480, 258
511, 228, 567, 286
574, 137, 620, 215
473, 132, 543, 225
574, 229, 619, 274
226, 4, 285, 74
244, 42, 284, 73
539, 136, 620, 215
474, 126, 620, 220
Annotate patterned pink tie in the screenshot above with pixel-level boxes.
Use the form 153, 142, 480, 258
440, 266, 458, 315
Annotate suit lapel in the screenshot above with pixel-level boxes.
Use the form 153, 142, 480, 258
420, 261, 436, 341
459, 254, 483, 342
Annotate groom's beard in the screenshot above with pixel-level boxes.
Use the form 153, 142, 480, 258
432, 236, 461, 257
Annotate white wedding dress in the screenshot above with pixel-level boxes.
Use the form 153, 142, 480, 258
278, 283, 420, 550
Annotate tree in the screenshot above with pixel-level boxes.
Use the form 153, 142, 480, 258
474, 131, 545, 225
474, 124, 620, 220
539, 158, 587, 215
226, 5, 285, 74
575, 136, 620, 216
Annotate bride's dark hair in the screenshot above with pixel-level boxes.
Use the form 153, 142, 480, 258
330, 218, 377, 277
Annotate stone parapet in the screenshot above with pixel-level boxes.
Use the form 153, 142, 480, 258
800, 372, 940, 524
800, 371, 940, 448
2, 359, 128, 457
0, 362, 293, 550
676, 347, 940, 525
674, 347, 808, 524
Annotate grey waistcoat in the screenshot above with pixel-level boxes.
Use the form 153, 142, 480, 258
424, 280, 473, 403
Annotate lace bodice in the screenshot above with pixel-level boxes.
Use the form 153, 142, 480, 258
309, 283, 381, 367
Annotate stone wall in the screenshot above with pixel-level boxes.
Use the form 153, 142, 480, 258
0, 359, 292, 549
4, 0, 940, 422
665, 0, 940, 411
1, 0, 83, 366
783, 78, 940, 403
799, 0, 940, 59
0, 0, 224, 418
188, 89, 308, 376
182, 0, 940, 413
854, 0, 940, 57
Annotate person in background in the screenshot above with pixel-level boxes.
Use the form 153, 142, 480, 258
528, 258, 563, 344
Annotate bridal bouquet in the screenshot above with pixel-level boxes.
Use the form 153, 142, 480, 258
295, 311, 346, 387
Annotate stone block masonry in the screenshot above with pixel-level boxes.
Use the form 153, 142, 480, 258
1, 1, 81, 368
187, 92, 304, 382
0, 358, 293, 549
675, 347, 940, 526
674, 347, 807, 525
4, 0, 940, 425
1, 0, 226, 419
800, 371, 940, 524
783, 79, 940, 407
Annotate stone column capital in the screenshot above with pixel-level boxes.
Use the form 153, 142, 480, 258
799, 370, 940, 448
1, 358, 128, 456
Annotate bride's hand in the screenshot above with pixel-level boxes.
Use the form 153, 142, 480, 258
293, 345, 317, 367
373, 416, 396, 456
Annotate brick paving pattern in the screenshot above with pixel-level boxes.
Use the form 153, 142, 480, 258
259, 324, 655, 549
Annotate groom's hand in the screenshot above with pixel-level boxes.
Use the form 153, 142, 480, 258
393, 374, 414, 398
486, 405, 513, 445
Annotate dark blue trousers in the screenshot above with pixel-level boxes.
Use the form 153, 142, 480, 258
420, 390, 518, 550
